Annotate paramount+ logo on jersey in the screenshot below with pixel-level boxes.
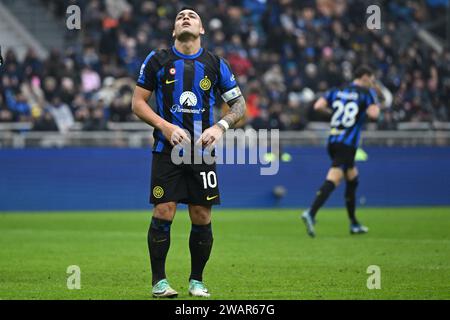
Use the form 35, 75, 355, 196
170, 91, 205, 114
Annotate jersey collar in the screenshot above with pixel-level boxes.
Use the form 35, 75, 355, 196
171, 46, 204, 59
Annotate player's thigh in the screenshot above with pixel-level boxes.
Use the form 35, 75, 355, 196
188, 205, 212, 225
186, 163, 221, 206
150, 153, 188, 205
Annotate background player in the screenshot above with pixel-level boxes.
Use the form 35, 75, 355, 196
132, 7, 246, 297
301, 65, 381, 238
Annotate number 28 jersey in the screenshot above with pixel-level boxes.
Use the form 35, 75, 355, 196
325, 83, 378, 148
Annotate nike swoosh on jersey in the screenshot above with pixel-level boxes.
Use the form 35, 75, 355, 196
165, 79, 178, 84
206, 195, 219, 201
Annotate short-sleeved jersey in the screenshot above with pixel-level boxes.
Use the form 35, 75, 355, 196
136, 46, 241, 154
325, 83, 378, 148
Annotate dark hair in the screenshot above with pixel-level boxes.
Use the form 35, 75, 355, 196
354, 65, 374, 79
179, 6, 196, 13
175, 6, 200, 21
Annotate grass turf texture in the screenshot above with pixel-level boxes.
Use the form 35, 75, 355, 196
0, 208, 449, 300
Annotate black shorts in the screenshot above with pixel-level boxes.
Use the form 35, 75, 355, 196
327, 143, 356, 171
150, 152, 220, 206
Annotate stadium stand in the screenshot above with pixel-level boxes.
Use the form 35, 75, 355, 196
0, 0, 449, 134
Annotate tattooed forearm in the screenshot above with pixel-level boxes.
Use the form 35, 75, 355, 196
220, 95, 246, 128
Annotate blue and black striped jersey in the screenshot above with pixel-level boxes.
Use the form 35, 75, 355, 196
325, 83, 378, 148
136, 46, 241, 154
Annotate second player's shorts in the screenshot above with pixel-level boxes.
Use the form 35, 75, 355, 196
327, 142, 356, 170
150, 152, 221, 206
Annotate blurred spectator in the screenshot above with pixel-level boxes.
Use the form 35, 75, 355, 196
33, 109, 58, 131
0, 0, 448, 132
4, 89, 31, 121
81, 65, 102, 94
82, 99, 108, 131
0, 95, 14, 122
49, 97, 75, 133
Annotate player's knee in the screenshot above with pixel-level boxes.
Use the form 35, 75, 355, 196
346, 167, 358, 180
327, 175, 341, 187
189, 206, 211, 225
327, 167, 344, 186
332, 179, 341, 187
153, 203, 176, 221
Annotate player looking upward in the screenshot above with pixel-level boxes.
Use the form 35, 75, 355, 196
132, 7, 246, 297
301, 65, 381, 237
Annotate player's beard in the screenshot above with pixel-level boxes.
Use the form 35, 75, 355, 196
176, 30, 200, 42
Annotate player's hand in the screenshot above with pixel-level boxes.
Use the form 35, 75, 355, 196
161, 122, 191, 146
196, 124, 225, 148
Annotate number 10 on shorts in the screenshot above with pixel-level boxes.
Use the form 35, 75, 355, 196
200, 171, 217, 189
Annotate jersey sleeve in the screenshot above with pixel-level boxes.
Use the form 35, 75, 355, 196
366, 88, 379, 106
217, 58, 242, 103
136, 51, 158, 91
324, 89, 335, 108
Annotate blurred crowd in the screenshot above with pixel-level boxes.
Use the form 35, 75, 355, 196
0, 0, 449, 132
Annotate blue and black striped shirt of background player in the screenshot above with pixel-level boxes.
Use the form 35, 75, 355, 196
136, 46, 242, 154
324, 83, 379, 149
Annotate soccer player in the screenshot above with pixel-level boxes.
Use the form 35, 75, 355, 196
301, 65, 380, 237
131, 7, 246, 298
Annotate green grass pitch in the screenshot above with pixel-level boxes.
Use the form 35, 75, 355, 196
0, 208, 449, 300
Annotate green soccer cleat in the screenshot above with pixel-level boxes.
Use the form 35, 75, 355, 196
350, 223, 369, 235
301, 210, 316, 238
189, 279, 210, 298
152, 279, 178, 298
